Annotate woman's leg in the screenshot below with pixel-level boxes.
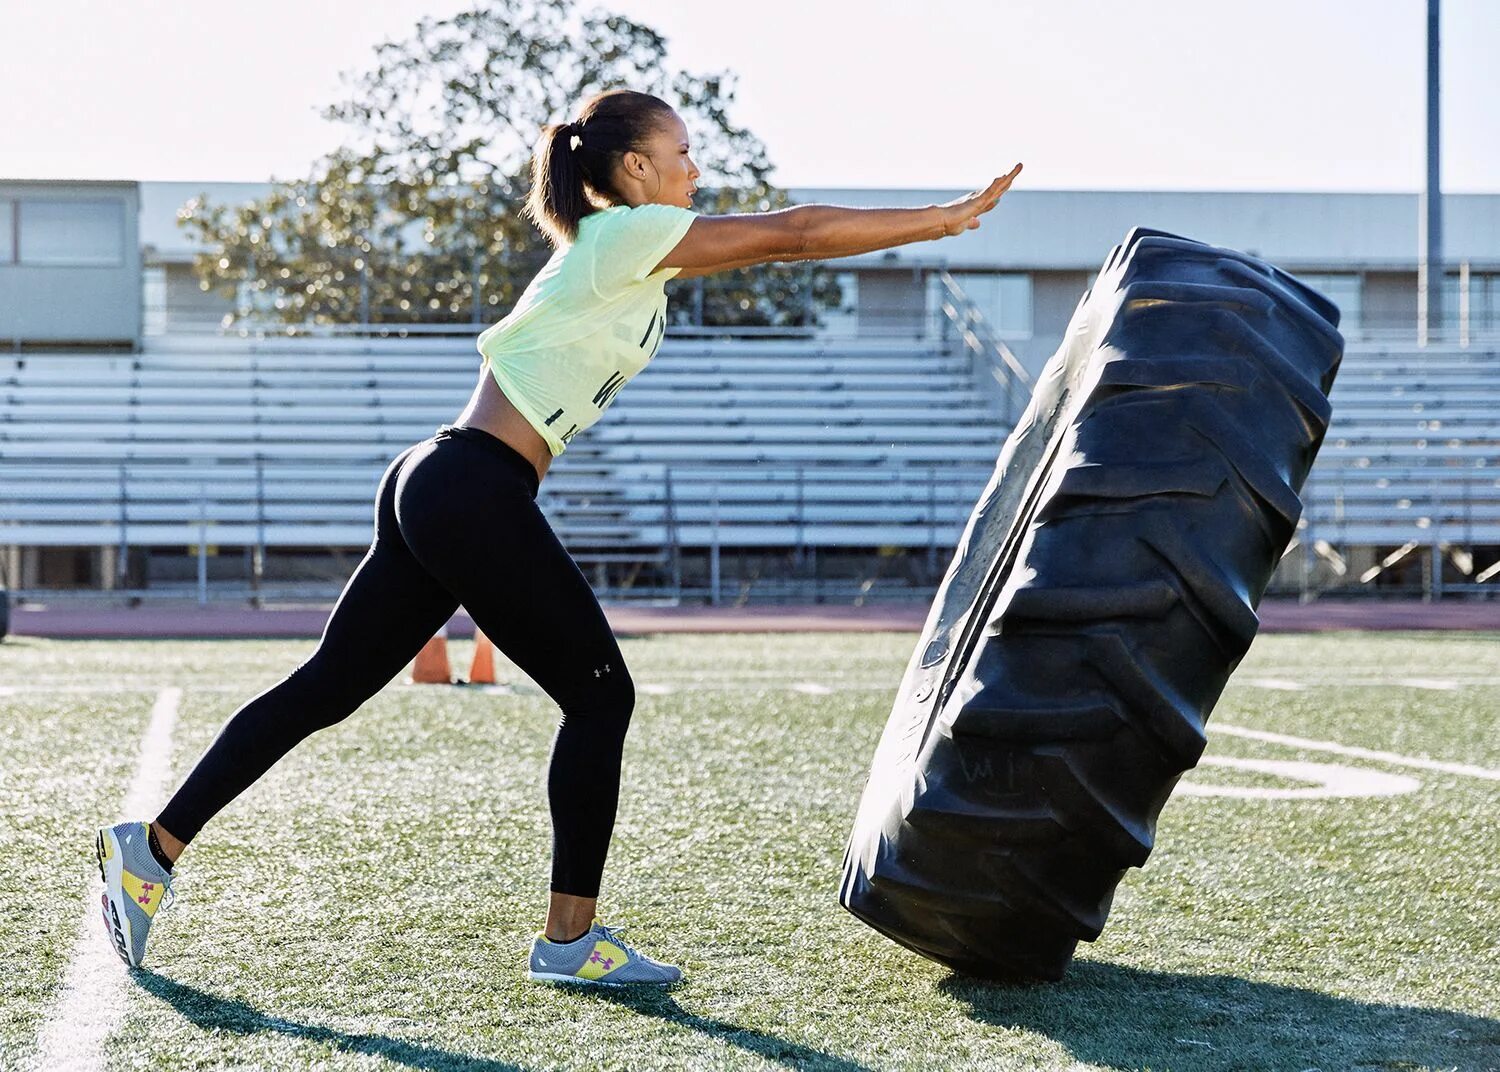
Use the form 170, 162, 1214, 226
393, 435, 634, 936
153, 442, 461, 852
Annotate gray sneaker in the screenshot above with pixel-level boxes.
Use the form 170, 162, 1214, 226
528, 919, 682, 986
96, 821, 176, 967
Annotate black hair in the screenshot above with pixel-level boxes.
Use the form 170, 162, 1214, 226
520, 88, 679, 250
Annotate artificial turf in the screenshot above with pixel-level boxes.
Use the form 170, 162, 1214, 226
4, 630, 1497, 1070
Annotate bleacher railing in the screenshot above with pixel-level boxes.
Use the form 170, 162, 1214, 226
932, 270, 1032, 422
4, 451, 1496, 603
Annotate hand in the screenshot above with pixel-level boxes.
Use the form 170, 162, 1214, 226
937, 164, 1023, 236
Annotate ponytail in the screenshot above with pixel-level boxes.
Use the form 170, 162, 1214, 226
520, 88, 677, 249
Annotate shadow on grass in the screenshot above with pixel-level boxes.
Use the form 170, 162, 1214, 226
134, 970, 870, 1071
133, 970, 529, 1072
940, 960, 1499, 1072
579, 986, 872, 1072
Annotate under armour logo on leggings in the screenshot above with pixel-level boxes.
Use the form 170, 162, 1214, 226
593, 663, 612, 678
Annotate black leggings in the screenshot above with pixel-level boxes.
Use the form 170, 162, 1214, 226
155, 424, 634, 898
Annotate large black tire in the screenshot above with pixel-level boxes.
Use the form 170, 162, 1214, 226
839, 227, 1344, 981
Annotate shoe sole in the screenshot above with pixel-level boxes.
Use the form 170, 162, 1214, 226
526, 969, 679, 987
95, 827, 139, 968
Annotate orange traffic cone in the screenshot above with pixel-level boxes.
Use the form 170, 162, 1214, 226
467, 628, 497, 685
407, 623, 453, 684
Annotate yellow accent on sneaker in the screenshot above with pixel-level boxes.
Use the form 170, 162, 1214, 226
575, 939, 630, 980
121, 871, 166, 917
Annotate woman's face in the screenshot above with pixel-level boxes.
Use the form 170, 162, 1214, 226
627, 113, 700, 209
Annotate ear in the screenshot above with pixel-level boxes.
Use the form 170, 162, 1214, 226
620, 149, 648, 180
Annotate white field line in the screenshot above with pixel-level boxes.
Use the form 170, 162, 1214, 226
0, 684, 168, 694
1213, 722, 1500, 782
1277, 680, 1498, 688
791, 682, 834, 695
1178, 756, 1421, 799
33, 686, 182, 1072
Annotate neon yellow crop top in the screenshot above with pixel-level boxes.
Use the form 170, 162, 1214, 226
475, 202, 700, 457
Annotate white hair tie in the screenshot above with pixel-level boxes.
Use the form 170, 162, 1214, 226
569, 134, 582, 151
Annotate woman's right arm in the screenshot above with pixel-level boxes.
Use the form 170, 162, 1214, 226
660, 164, 1022, 280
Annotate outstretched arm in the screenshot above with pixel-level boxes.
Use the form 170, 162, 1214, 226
664, 164, 1023, 280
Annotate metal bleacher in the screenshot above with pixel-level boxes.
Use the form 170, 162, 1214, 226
0, 333, 1004, 598
2, 330, 1496, 600
1296, 342, 1500, 593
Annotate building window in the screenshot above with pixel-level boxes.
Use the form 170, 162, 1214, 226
1290, 272, 1361, 328
0, 201, 13, 263
933, 271, 1032, 338
18, 199, 126, 267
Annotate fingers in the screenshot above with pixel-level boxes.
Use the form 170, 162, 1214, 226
976, 163, 1023, 212
971, 165, 1021, 199
990, 164, 1023, 191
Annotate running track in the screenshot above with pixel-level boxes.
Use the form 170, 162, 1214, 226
10, 599, 1500, 639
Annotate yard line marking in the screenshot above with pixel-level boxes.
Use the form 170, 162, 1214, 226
791, 682, 833, 695
1316, 676, 1497, 686
1244, 678, 1305, 691
1229, 676, 1500, 688
1396, 678, 1458, 690
0, 684, 166, 694
35, 687, 182, 1072
1213, 722, 1500, 782
1178, 757, 1421, 799
639, 683, 675, 695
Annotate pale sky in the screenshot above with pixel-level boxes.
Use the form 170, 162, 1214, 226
4, 0, 1497, 192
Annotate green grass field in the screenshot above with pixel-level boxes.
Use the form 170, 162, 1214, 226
4, 630, 1498, 1071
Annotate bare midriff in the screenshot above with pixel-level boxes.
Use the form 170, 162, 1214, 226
452, 367, 554, 486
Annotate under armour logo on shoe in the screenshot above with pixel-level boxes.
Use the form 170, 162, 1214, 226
589, 950, 614, 970
138, 882, 155, 905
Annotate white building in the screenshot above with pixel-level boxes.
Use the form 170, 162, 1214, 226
5, 179, 1496, 368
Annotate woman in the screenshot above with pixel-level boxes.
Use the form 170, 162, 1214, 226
96, 87, 1022, 985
